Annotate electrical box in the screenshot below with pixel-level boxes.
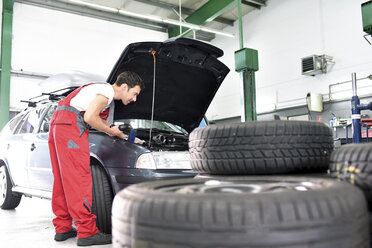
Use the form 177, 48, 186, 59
362, 0, 372, 34
235, 48, 259, 72
307, 92, 323, 112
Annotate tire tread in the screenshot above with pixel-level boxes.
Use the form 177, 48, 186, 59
189, 121, 333, 174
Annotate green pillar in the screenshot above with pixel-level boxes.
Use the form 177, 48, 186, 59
235, 48, 259, 122
0, 0, 14, 129
235, 0, 258, 122
242, 70, 257, 121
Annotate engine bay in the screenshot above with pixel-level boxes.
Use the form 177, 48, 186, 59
133, 128, 189, 151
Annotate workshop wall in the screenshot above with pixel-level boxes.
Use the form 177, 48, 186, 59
208, 0, 372, 122
10, 3, 167, 111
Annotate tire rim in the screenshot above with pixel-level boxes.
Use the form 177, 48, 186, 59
158, 179, 323, 194
0, 166, 7, 205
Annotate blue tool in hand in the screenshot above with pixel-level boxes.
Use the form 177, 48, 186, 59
118, 123, 137, 143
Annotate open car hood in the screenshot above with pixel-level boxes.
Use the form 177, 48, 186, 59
107, 38, 230, 133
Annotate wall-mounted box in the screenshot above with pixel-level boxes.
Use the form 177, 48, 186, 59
362, 0, 372, 34
234, 48, 259, 72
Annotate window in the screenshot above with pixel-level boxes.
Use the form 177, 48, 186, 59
16, 106, 46, 134
117, 119, 187, 134
39, 104, 57, 133
16, 113, 33, 134
0, 114, 23, 136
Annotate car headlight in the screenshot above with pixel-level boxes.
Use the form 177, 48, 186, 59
136, 153, 156, 169
136, 151, 191, 169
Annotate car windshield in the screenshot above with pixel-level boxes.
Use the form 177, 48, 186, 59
116, 119, 187, 134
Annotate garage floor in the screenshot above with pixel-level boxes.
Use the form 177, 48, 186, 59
0, 196, 112, 248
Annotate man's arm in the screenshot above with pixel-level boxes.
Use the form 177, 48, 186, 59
84, 94, 124, 138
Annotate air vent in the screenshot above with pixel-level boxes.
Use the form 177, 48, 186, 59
302, 57, 315, 72
301, 55, 334, 76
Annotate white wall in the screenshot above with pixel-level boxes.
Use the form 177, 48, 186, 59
208, 0, 372, 121
10, 3, 167, 111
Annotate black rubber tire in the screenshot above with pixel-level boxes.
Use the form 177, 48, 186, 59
112, 176, 369, 248
329, 143, 372, 209
91, 163, 114, 234
189, 120, 334, 175
0, 165, 22, 210
370, 212, 372, 247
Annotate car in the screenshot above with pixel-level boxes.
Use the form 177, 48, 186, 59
0, 37, 230, 233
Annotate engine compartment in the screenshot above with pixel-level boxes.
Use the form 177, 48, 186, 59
134, 128, 189, 151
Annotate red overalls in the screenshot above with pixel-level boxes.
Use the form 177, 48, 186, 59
48, 83, 110, 238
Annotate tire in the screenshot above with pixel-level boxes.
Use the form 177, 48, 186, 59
189, 120, 334, 175
0, 165, 22, 210
112, 176, 369, 248
370, 212, 372, 247
329, 143, 372, 209
91, 163, 113, 234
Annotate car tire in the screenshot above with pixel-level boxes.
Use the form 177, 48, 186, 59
370, 212, 372, 247
189, 120, 334, 174
0, 165, 22, 210
91, 163, 113, 234
329, 143, 372, 209
112, 176, 369, 248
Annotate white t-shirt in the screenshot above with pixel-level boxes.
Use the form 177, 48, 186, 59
70, 83, 114, 112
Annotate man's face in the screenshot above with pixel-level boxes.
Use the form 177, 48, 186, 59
121, 84, 141, 105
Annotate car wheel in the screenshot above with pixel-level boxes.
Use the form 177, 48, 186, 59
370, 212, 372, 247
0, 165, 22, 210
112, 176, 369, 248
189, 120, 334, 174
91, 162, 113, 234
329, 143, 372, 209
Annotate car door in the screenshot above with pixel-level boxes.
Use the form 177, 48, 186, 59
27, 103, 56, 191
5, 111, 35, 188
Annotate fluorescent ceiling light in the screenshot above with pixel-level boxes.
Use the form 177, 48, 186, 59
118, 9, 163, 22
68, 0, 117, 13
66, 0, 235, 38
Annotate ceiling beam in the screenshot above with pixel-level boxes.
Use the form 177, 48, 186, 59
134, 0, 234, 26
242, 0, 266, 9
168, 0, 236, 38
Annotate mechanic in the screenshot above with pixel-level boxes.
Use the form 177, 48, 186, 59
48, 71, 144, 246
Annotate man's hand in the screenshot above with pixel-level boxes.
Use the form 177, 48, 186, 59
134, 137, 145, 144
109, 125, 126, 139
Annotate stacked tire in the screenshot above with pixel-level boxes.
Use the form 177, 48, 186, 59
112, 121, 370, 248
189, 120, 333, 175
329, 143, 372, 246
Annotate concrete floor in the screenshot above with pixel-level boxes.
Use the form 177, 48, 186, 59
0, 196, 112, 248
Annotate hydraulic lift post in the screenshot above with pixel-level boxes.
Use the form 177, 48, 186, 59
235, 0, 259, 122
351, 72, 372, 143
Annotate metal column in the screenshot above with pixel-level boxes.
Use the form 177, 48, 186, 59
242, 70, 257, 121
235, 0, 258, 122
0, 0, 14, 129
351, 72, 372, 143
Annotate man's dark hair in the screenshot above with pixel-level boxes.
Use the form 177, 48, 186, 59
115, 71, 145, 89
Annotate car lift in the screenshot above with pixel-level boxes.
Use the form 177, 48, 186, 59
351, 72, 372, 143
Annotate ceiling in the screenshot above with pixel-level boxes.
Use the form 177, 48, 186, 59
15, 0, 267, 41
